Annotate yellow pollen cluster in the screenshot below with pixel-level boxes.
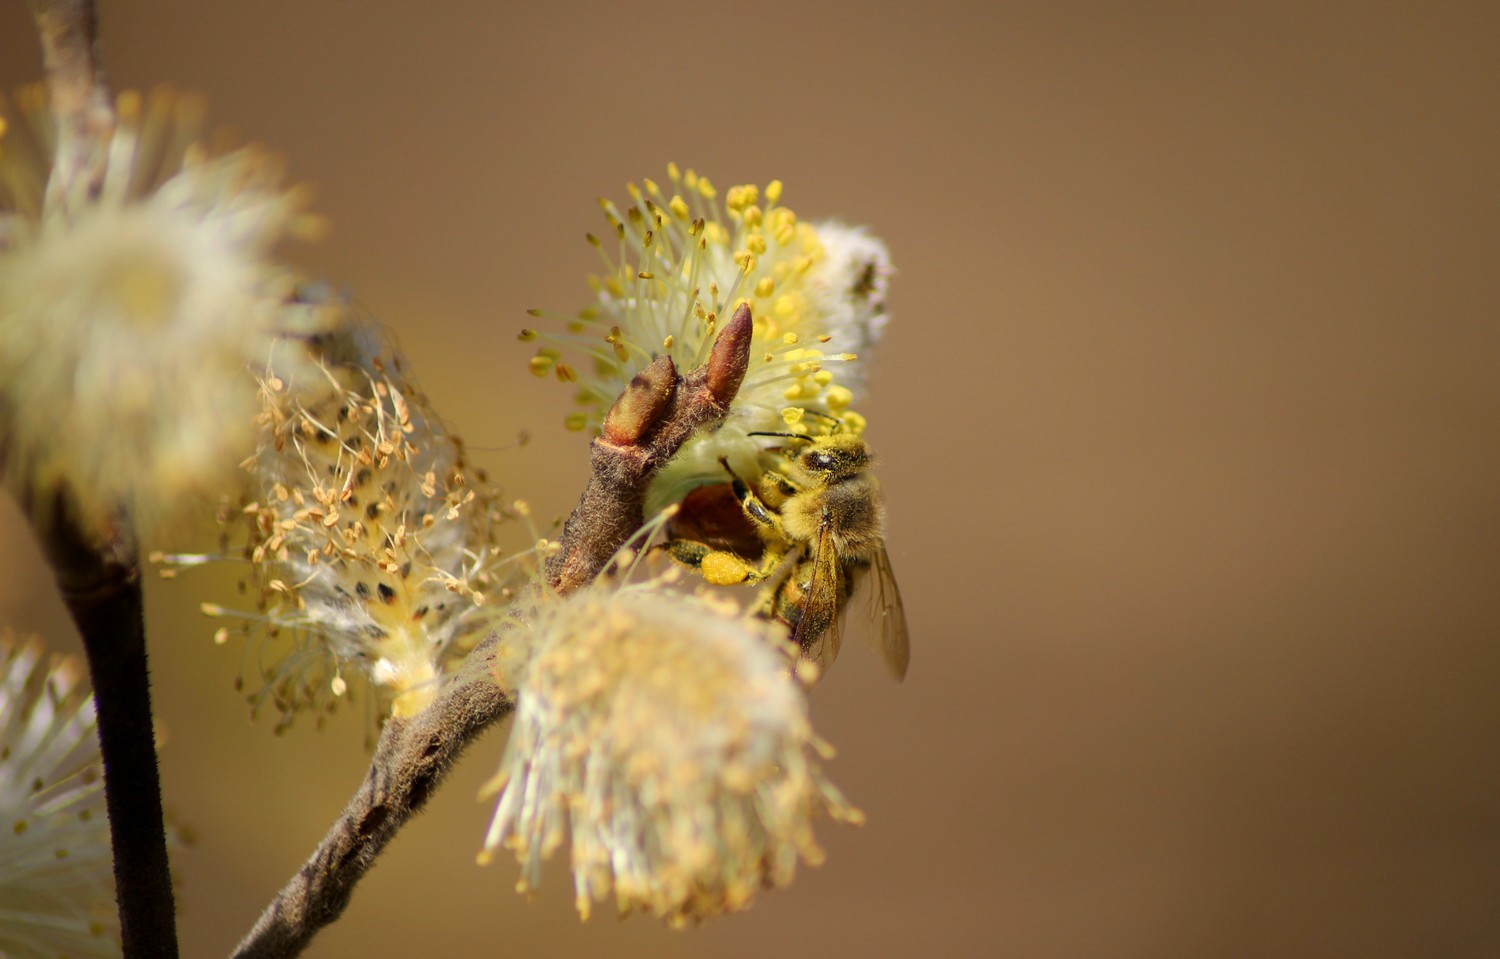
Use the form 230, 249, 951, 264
522, 166, 857, 438
0, 86, 331, 538
481, 584, 860, 926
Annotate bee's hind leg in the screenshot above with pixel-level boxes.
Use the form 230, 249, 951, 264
662, 538, 766, 586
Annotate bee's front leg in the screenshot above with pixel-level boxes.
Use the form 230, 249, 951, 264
729, 475, 788, 544
757, 470, 798, 510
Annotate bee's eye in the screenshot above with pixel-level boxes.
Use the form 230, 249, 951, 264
805, 451, 835, 471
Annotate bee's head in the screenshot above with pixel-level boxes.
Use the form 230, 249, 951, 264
795, 433, 869, 479
749, 417, 871, 481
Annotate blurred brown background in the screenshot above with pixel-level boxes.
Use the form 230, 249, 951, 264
3, 1, 1498, 956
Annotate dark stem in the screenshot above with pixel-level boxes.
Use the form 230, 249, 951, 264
33, 496, 179, 959
232, 306, 754, 959
24, 3, 178, 956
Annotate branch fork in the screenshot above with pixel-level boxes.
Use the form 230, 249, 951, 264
235, 304, 754, 958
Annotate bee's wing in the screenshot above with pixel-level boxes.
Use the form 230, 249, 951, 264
791, 519, 843, 678
866, 547, 910, 680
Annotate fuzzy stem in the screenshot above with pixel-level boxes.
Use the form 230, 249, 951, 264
232, 308, 754, 959
547, 303, 753, 592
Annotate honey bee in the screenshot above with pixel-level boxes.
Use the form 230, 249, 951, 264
664, 422, 909, 681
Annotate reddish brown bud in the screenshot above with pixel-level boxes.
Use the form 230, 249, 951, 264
602, 355, 677, 445
705, 303, 753, 407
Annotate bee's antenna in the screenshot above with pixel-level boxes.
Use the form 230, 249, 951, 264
800, 409, 843, 425
747, 431, 814, 442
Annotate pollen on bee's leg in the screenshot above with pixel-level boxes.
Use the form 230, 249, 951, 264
701, 550, 759, 585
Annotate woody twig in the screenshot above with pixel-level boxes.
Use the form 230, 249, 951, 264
232, 307, 752, 959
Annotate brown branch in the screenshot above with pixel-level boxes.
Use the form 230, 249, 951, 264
232, 305, 754, 959
29, 0, 115, 202
547, 302, 753, 592
231, 639, 509, 959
